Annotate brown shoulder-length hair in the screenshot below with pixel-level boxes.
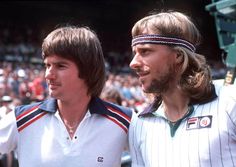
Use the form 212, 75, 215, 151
132, 11, 213, 104
42, 26, 106, 97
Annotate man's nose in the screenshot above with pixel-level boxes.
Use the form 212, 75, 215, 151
45, 67, 56, 80
129, 54, 142, 70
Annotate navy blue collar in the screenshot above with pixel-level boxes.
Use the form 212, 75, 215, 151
38, 97, 110, 115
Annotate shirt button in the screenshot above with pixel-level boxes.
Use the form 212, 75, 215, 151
75, 136, 77, 139
67, 137, 70, 140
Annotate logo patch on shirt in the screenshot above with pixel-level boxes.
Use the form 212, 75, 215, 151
186, 115, 212, 130
97, 157, 104, 162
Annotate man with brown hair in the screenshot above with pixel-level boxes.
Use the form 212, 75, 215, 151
0, 26, 132, 167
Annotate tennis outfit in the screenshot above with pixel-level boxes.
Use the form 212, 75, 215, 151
0, 97, 132, 167
129, 83, 236, 167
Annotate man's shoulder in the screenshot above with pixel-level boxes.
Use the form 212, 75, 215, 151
14, 100, 52, 132
14, 98, 57, 117
102, 100, 133, 118
100, 99, 133, 133
15, 102, 43, 117
213, 79, 236, 100
90, 97, 133, 118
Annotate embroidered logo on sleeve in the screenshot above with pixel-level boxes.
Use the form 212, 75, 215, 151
186, 115, 212, 130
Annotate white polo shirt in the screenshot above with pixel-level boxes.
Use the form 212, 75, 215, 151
129, 84, 236, 167
0, 97, 132, 167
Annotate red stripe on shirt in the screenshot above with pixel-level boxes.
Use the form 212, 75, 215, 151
16, 105, 39, 120
18, 112, 47, 132
106, 106, 131, 122
102, 115, 128, 133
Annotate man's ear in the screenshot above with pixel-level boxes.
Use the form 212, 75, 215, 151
176, 52, 183, 64
175, 49, 184, 65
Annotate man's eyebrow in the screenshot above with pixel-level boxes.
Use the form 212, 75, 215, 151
44, 60, 69, 65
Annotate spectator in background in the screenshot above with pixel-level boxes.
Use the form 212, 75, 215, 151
29, 70, 45, 102
0, 96, 16, 167
0, 25, 132, 167
101, 87, 122, 105
0, 96, 13, 119
18, 78, 32, 104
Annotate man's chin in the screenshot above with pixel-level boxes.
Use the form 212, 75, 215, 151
142, 86, 150, 93
142, 85, 161, 94
48, 91, 57, 98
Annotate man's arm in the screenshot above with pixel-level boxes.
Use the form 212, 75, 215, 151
0, 110, 18, 154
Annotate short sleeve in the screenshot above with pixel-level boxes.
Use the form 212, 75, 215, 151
0, 110, 18, 154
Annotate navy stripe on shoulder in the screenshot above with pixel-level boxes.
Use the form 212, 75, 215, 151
103, 101, 132, 133
15, 104, 47, 132
15, 102, 42, 117
104, 101, 133, 118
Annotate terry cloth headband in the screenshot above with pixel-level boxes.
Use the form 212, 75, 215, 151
132, 34, 196, 52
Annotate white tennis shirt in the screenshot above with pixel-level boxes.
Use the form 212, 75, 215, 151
129, 83, 236, 167
0, 97, 132, 167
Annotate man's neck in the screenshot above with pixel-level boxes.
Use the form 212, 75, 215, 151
57, 95, 91, 139
162, 89, 190, 122
58, 95, 91, 124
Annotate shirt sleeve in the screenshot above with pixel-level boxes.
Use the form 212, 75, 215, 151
0, 110, 18, 154
128, 112, 145, 167
218, 85, 236, 139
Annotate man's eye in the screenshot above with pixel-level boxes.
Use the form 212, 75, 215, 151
132, 52, 136, 57
141, 49, 149, 55
44, 64, 50, 69
57, 64, 66, 68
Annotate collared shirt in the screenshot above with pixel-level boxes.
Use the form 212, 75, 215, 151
0, 97, 132, 167
129, 83, 236, 167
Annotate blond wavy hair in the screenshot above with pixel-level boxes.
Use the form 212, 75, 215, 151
132, 11, 213, 103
